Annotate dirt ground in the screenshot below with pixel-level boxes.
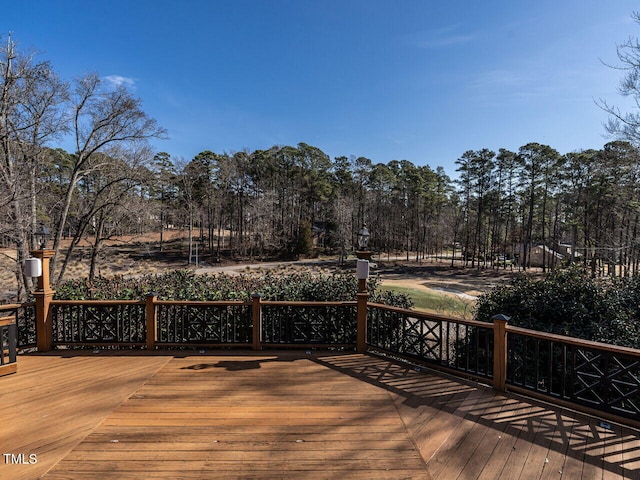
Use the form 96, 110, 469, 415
374, 262, 524, 298
0, 231, 189, 301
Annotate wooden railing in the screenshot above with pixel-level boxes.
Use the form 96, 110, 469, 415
366, 303, 640, 427
32, 296, 358, 351
154, 300, 252, 347
505, 326, 640, 425
51, 300, 147, 347
261, 300, 357, 348
367, 303, 494, 381
1, 302, 36, 349
0, 304, 19, 376
7, 295, 640, 427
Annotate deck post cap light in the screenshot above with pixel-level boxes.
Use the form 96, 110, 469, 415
357, 225, 370, 250
34, 223, 50, 249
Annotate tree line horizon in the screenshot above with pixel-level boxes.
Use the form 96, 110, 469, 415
149, 139, 640, 278
4, 18, 640, 301
9, 139, 640, 283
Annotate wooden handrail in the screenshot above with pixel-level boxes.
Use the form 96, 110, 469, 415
0, 316, 16, 327
367, 302, 493, 329
48, 299, 355, 307
51, 299, 145, 306
261, 300, 357, 307
155, 299, 249, 307
0, 303, 23, 311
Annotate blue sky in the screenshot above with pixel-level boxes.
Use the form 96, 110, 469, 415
3, 1, 639, 176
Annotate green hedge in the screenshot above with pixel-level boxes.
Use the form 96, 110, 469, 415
54, 270, 413, 309
475, 267, 640, 349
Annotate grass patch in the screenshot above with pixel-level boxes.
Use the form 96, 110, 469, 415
379, 285, 475, 318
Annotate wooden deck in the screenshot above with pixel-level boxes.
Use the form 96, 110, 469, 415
1, 351, 639, 480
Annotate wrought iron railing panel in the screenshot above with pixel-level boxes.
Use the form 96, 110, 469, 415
507, 333, 640, 420
367, 305, 493, 378
156, 303, 252, 344
51, 302, 146, 344
1, 303, 36, 349
261, 303, 357, 345
17, 303, 37, 348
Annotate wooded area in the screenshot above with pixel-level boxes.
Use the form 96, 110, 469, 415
4, 17, 640, 301
148, 139, 640, 281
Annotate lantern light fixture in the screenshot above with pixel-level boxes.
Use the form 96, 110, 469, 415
34, 223, 50, 249
357, 225, 370, 250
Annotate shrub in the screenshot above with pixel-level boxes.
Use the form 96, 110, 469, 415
54, 269, 414, 309
475, 266, 640, 349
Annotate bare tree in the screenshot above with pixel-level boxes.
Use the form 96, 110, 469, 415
49, 73, 166, 284
600, 12, 640, 145
51, 143, 154, 284
0, 35, 68, 299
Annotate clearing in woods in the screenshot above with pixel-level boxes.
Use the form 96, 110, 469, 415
0, 233, 525, 311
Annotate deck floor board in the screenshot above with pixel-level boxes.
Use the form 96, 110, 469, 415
0, 351, 638, 479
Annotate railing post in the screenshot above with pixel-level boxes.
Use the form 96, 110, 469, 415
356, 292, 369, 353
145, 294, 157, 351
492, 314, 510, 392
355, 256, 370, 354
252, 294, 262, 351
32, 249, 56, 352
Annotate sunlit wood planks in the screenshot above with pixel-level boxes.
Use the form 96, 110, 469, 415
1, 351, 638, 479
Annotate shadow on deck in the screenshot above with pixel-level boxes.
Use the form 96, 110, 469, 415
317, 354, 640, 479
